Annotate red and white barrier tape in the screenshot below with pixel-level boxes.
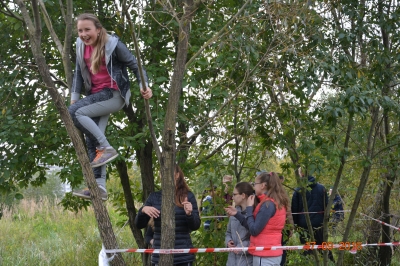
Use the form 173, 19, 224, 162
291, 210, 351, 215
360, 213, 400, 232
104, 242, 400, 254
202, 210, 351, 219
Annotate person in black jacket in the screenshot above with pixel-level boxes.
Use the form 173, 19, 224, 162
329, 188, 344, 235
291, 169, 334, 261
135, 165, 201, 266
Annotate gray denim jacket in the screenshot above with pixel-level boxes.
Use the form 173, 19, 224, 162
71, 34, 148, 106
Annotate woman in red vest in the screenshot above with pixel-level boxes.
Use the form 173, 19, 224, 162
246, 172, 289, 266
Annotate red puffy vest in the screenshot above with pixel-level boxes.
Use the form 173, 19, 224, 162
249, 194, 286, 257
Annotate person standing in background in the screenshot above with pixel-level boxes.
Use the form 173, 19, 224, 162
224, 182, 254, 266
329, 188, 344, 235
246, 172, 289, 266
201, 185, 217, 230
135, 165, 200, 266
291, 168, 334, 262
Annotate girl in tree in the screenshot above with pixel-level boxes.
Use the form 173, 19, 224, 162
135, 165, 201, 266
69, 13, 152, 200
246, 172, 289, 266
224, 182, 254, 266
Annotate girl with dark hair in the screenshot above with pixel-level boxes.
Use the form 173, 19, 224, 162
70, 13, 152, 200
246, 172, 289, 266
135, 165, 201, 266
224, 182, 254, 266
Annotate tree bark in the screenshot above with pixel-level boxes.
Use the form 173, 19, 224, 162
138, 140, 155, 202
322, 114, 353, 265
115, 160, 151, 265
337, 107, 379, 265
157, 1, 198, 264
379, 174, 395, 266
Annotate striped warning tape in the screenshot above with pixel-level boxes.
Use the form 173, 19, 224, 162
103, 242, 400, 254
360, 213, 400, 232
201, 210, 351, 219
290, 210, 350, 215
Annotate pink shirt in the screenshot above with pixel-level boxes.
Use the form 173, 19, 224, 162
84, 45, 119, 94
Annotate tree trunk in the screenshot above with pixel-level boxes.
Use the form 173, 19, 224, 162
378, 0, 396, 260
364, 186, 383, 264
157, 1, 197, 264
323, 114, 353, 265
138, 140, 155, 202
337, 107, 379, 265
122, 104, 155, 203
379, 174, 395, 266
115, 160, 151, 266
137, 141, 154, 266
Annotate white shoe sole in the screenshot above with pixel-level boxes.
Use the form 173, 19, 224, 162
72, 191, 91, 200
72, 192, 108, 201
72, 191, 108, 201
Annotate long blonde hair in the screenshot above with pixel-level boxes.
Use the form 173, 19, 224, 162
76, 13, 109, 74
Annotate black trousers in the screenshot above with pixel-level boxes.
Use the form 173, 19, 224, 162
280, 229, 290, 266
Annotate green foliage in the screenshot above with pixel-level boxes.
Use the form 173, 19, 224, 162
59, 192, 92, 214
192, 188, 229, 265
2, 0, 400, 265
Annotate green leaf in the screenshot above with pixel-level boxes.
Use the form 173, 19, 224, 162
14, 193, 24, 200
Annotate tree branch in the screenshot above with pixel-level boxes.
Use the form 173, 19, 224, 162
38, 0, 63, 54
185, 0, 252, 69
0, 1, 23, 21
122, 8, 162, 161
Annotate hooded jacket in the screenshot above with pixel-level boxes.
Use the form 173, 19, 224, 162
291, 176, 328, 228
135, 191, 201, 265
331, 194, 344, 221
71, 34, 148, 106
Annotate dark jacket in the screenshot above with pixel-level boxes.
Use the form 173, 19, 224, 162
291, 176, 328, 228
71, 34, 148, 106
331, 194, 344, 221
135, 191, 201, 265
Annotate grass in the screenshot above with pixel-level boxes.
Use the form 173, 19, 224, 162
0, 198, 142, 266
